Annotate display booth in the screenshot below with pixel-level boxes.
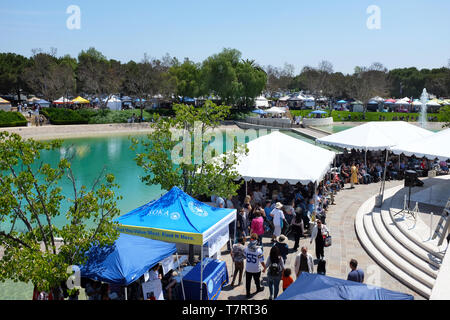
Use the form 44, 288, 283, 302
182, 258, 228, 300
114, 186, 236, 300
80, 233, 177, 300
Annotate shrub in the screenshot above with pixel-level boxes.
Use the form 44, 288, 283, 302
0, 111, 28, 127
41, 108, 90, 125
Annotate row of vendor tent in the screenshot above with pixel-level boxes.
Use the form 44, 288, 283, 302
316, 122, 450, 161
0, 97, 12, 111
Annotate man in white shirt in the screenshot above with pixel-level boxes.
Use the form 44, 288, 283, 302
294, 246, 314, 279
244, 233, 266, 298
270, 202, 285, 242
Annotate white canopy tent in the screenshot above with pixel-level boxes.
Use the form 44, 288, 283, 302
390, 128, 450, 161
105, 95, 122, 111
278, 95, 291, 102
232, 131, 336, 185
266, 106, 287, 114
316, 121, 434, 151
255, 95, 269, 108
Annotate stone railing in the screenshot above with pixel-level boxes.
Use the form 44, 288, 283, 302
302, 117, 334, 126
244, 116, 292, 128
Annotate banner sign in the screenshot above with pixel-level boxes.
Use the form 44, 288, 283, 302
115, 225, 203, 245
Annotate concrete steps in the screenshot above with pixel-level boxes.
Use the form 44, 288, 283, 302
355, 192, 437, 299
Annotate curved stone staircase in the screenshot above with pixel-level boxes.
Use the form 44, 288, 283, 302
355, 184, 447, 299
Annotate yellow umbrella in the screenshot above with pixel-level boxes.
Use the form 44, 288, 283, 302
71, 96, 90, 104
0, 97, 10, 104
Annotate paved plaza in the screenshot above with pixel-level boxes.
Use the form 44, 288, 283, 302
217, 180, 423, 300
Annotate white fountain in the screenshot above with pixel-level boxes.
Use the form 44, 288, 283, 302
419, 88, 428, 128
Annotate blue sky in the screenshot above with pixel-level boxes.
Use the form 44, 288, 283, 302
1, 0, 449, 74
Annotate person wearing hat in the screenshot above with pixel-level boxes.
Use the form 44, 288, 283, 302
273, 235, 289, 263
270, 202, 285, 242
244, 233, 266, 298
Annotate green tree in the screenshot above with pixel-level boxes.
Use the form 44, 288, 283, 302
132, 100, 245, 199
77, 48, 124, 107
0, 53, 30, 101
169, 58, 204, 100
0, 132, 121, 293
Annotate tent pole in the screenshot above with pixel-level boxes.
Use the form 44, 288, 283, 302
200, 245, 204, 301
245, 180, 248, 196
176, 252, 186, 301
124, 286, 127, 301
380, 149, 389, 199
365, 149, 367, 167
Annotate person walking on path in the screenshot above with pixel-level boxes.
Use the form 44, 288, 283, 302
294, 246, 314, 279
265, 245, 284, 300
291, 208, 305, 251
244, 233, 266, 298
350, 162, 358, 189
270, 202, 285, 242
281, 268, 294, 292
310, 220, 329, 260
250, 210, 265, 246
230, 237, 246, 287
347, 259, 365, 283
273, 235, 289, 264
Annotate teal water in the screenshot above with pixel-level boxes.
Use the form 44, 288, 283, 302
4, 127, 329, 299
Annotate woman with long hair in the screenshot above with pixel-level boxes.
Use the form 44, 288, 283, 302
265, 245, 284, 300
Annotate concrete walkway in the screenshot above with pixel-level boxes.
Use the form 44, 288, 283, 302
217, 180, 422, 300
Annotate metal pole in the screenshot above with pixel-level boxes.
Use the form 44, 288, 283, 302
380, 149, 389, 201
199, 245, 204, 301
176, 252, 186, 300
245, 180, 248, 196
430, 212, 434, 240
124, 286, 127, 300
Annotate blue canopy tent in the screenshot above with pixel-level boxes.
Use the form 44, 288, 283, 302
276, 273, 414, 300
337, 100, 347, 104
114, 186, 236, 300
80, 233, 176, 299
252, 109, 266, 115
311, 110, 327, 114
181, 97, 196, 103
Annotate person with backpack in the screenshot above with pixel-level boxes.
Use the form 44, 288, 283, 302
264, 245, 284, 300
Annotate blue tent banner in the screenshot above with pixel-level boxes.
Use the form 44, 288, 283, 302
114, 187, 236, 245
276, 273, 414, 300
80, 233, 177, 286
182, 258, 229, 300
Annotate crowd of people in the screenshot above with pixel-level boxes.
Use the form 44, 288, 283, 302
211, 177, 365, 300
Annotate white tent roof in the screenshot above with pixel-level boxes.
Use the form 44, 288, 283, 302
53, 96, 71, 104
255, 95, 269, 108
233, 131, 336, 185
427, 101, 441, 107
316, 121, 434, 151
266, 106, 287, 114
412, 100, 423, 106
395, 98, 410, 105
278, 95, 291, 101
390, 128, 450, 161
